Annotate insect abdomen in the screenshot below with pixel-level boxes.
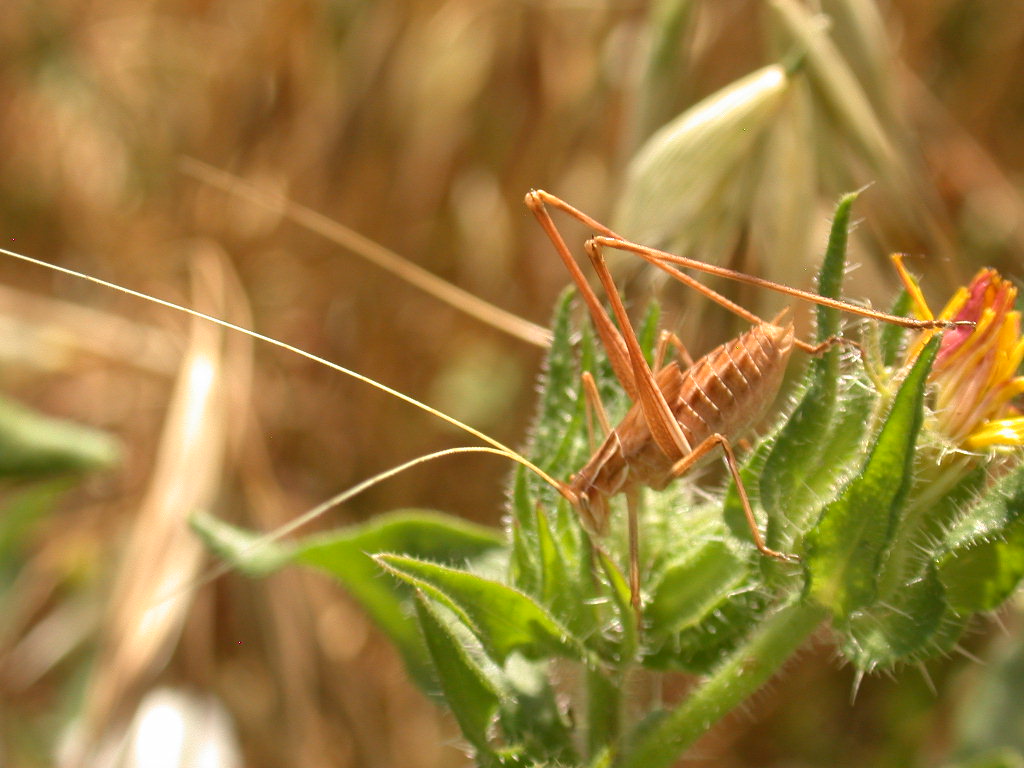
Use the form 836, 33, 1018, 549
572, 321, 795, 508
673, 321, 795, 457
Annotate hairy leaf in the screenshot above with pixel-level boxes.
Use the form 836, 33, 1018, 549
376, 554, 592, 665
937, 463, 1024, 614
804, 337, 937, 617
193, 510, 504, 689
415, 593, 506, 755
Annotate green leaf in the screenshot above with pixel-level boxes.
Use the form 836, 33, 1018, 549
510, 469, 542, 596
375, 554, 592, 665
835, 467, 989, 669
725, 194, 876, 554
759, 193, 871, 545
645, 541, 750, 636
0, 394, 120, 477
190, 510, 295, 577
880, 290, 914, 367
528, 289, 589, 486
0, 480, 74, 586
193, 509, 505, 690
414, 593, 505, 755
937, 462, 1024, 614
533, 503, 597, 639
513, 289, 592, 596
496, 654, 578, 765
803, 337, 938, 618
836, 562, 947, 670
815, 191, 859, 342
594, 547, 637, 662
644, 540, 767, 673
656, 590, 769, 675
721, 423, 776, 543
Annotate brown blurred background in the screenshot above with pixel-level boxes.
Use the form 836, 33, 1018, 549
1, 1, 1023, 766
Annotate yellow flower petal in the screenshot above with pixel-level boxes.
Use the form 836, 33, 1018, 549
963, 417, 1024, 450
891, 254, 935, 321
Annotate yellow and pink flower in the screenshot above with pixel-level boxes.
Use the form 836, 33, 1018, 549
893, 255, 1024, 451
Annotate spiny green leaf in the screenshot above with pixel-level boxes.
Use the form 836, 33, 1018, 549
375, 554, 592, 665
760, 193, 868, 546
644, 541, 767, 674
878, 462, 986, 602
523, 288, 583, 514
594, 548, 637, 662
804, 337, 938, 618
721, 424, 776, 543
836, 465, 989, 669
937, 462, 1024, 614
725, 194, 879, 558
299, 515, 504, 686
881, 290, 914, 367
646, 541, 750, 636
496, 655, 578, 765
649, 588, 768, 675
642, 504, 766, 673
534, 289, 578, 449
816, 191, 859, 342
510, 468, 542, 596
513, 288, 601, 598
836, 562, 947, 670
415, 593, 505, 755
534, 504, 597, 638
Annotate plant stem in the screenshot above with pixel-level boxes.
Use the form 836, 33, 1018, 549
620, 598, 826, 768
587, 665, 621, 759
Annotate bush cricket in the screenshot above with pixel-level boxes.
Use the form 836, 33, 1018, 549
525, 189, 964, 610
0, 184, 964, 615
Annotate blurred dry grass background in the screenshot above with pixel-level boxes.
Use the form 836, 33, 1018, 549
0, 1, 1023, 766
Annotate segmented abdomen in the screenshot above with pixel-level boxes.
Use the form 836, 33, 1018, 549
572, 321, 795, 510
669, 320, 795, 465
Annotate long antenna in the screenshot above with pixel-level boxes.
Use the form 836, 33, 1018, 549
0, 246, 564, 497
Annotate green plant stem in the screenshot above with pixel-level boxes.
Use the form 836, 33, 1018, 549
588, 665, 621, 759
620, 598, 827, 768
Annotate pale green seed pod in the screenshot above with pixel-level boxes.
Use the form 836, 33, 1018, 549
614, 63, 792, 253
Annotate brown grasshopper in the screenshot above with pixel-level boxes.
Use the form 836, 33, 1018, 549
525, 189, 961, 609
